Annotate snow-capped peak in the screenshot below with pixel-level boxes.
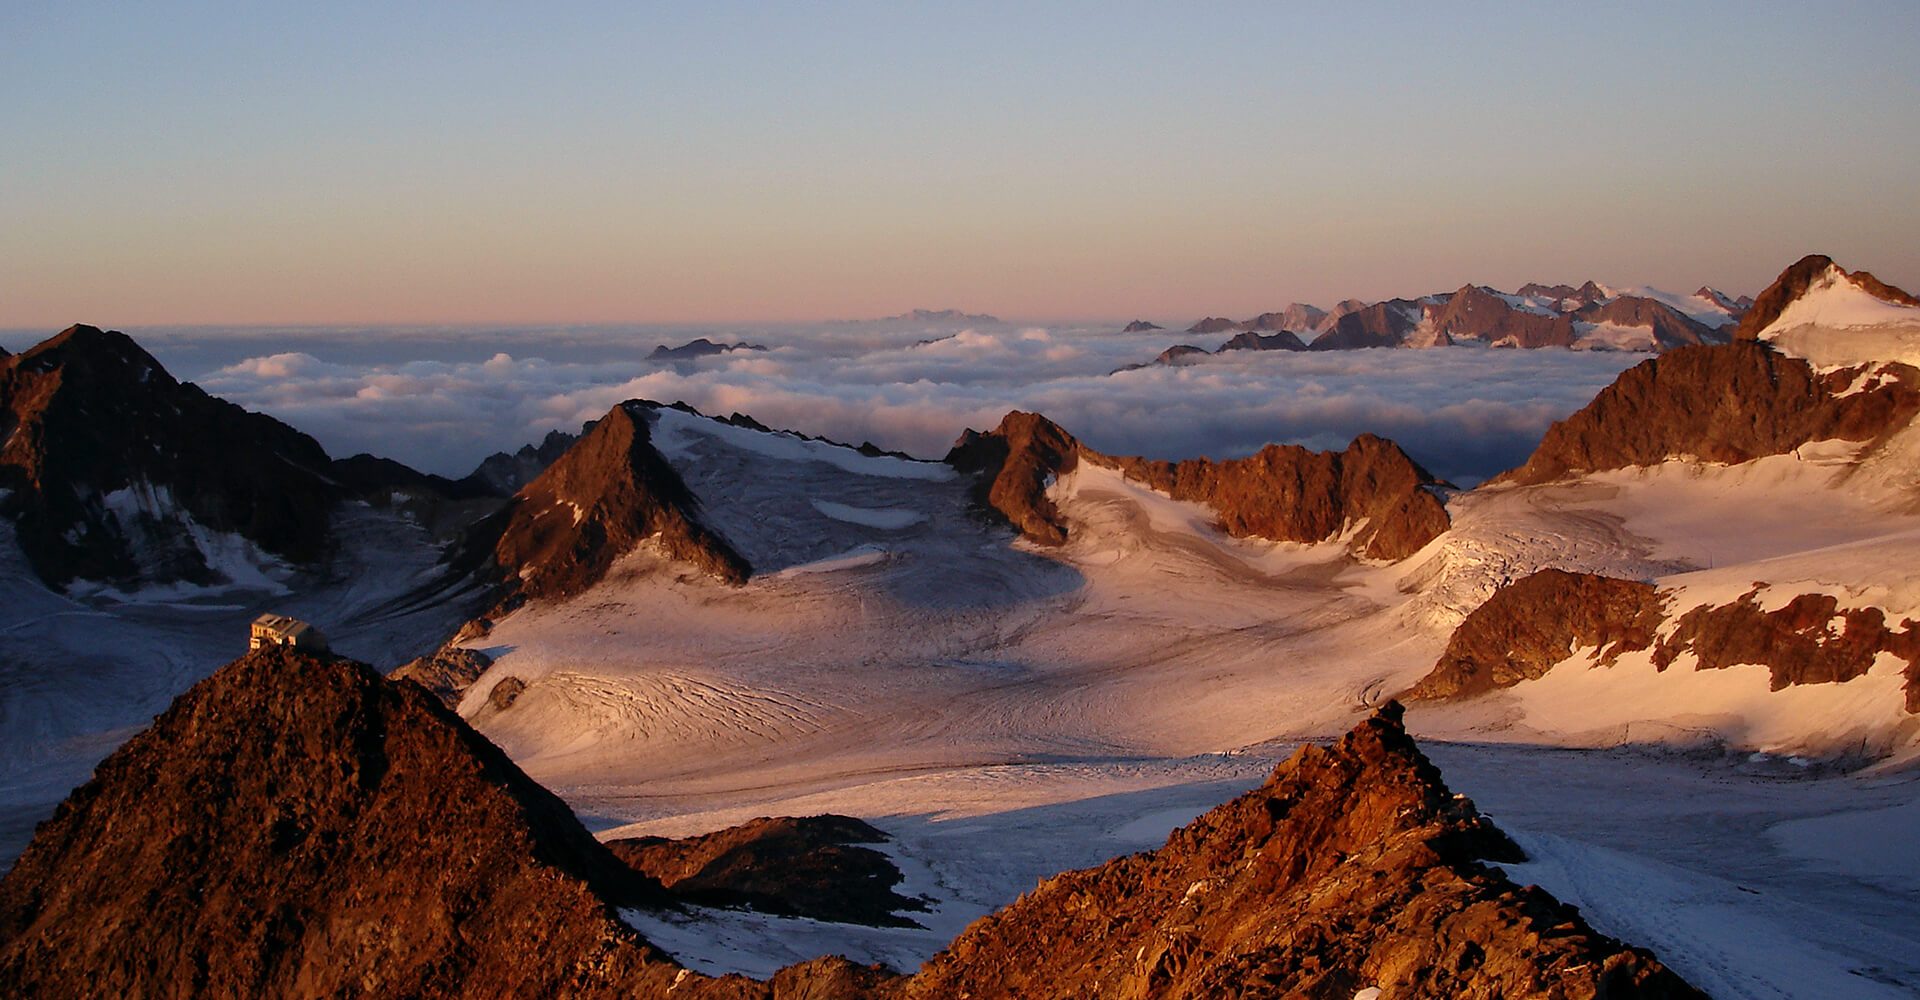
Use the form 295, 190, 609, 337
1757, 264, 1920, 369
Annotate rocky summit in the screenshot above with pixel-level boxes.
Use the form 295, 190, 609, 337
903, 704, 1702, 999
0, 646, 1703, 999
947, 410, 1451, 560
0, 325, 342, 589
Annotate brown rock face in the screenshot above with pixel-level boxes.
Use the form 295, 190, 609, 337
0, 649, 890, 999
1653, 589, 1920, 693
1733, 254, 1920, 341
1217, 330, 1308, 352
479, 401, 750, 603
945, 410, 1081, 546
1100, 434, 1450, 560
946, 413, 1450, 560
0, 325, 342, 589
1186, 317, 1243, 334
1308, 299, 1423, 350
1406, 574, 1920, 714
904, 705, 1702, 1000
389, 646, 495, 707
0, 649, 699, 997
1121, 319, 1164, 333
1404, 570, 1665, 700
1500, 341, 1920, 485
1428, 285, 1576, 348
1571, 295, 1723, 350
1245, 304, 1327, 332
607, 815, 926, 928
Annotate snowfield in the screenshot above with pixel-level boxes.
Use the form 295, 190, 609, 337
5, 393, 1920, 996
435, 406, 1920, 994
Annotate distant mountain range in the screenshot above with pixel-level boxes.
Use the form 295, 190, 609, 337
1113, 280, 1754, 369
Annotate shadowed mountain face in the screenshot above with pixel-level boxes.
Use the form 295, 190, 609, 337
0, 325, 343, 589
0, 652, 1701, 999
476, 401, 751, 604
1500, 341, 1920, 485
1428, 285, 1575, 349
607, 815, 927, 928
947, 411, 1450, 560
902, 705, 1703, 1000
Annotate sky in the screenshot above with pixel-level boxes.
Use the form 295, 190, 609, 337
5, 2, 1920, 327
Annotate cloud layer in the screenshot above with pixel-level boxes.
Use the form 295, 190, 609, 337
163, 323, 1645, 486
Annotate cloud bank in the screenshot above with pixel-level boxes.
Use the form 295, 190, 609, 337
168, 323, 1645, 486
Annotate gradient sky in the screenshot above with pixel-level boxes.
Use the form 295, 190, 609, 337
5, 2, 1919, 326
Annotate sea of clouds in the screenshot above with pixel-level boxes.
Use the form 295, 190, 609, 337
10, 321, 1649, 486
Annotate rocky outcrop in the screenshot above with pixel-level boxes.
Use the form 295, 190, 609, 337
0, 655, 1701, 998
650, 338, 768, 361
460, 427, 582, 496
1500, 341, 1920, 485
1428, 285, 1576, 348
1217, 330, 1307, 352
1308, 299, 1423, 350
0, 647, 841, 999
1571, 295, 1722, 350
389, 646, 495, 707
946, 413, 1450, 560
1406, 575, 1920, 713
478, 401, 749, 603
1653, 589, 1920, 694
1121, 319, 1163, 333
1100, 434, 1450, 560
1185, 317, 1242, 334
0, 325, 342, 589
607, 815, 925, 928
945, 411, 1081, 546
904, 704, 1702, 1000
1404, 570, 1664, 700
1733, 254, 1920, 342
1246, 303, 1327, 332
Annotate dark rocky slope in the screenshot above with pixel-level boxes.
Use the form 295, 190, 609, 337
903, 704, 1701, 999
459, 427, 582, 496
1427, 285, 1575, 348
1217, 330, 1307, 352
607, 815, 926, 928
1308, 298, 1424, 350
0, 648, 880, 999
474, 401, 750, 604
1185, 317, 1242, 334
0, 325, 343, 589
1499, 341, 1920, 486
947, 411, 1449, 560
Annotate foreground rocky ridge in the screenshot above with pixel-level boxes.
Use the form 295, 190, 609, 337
903, 703, 1701, 999
0, 652, 1700, 998
947, 411, 1450, 560
0, 648, 881, 999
